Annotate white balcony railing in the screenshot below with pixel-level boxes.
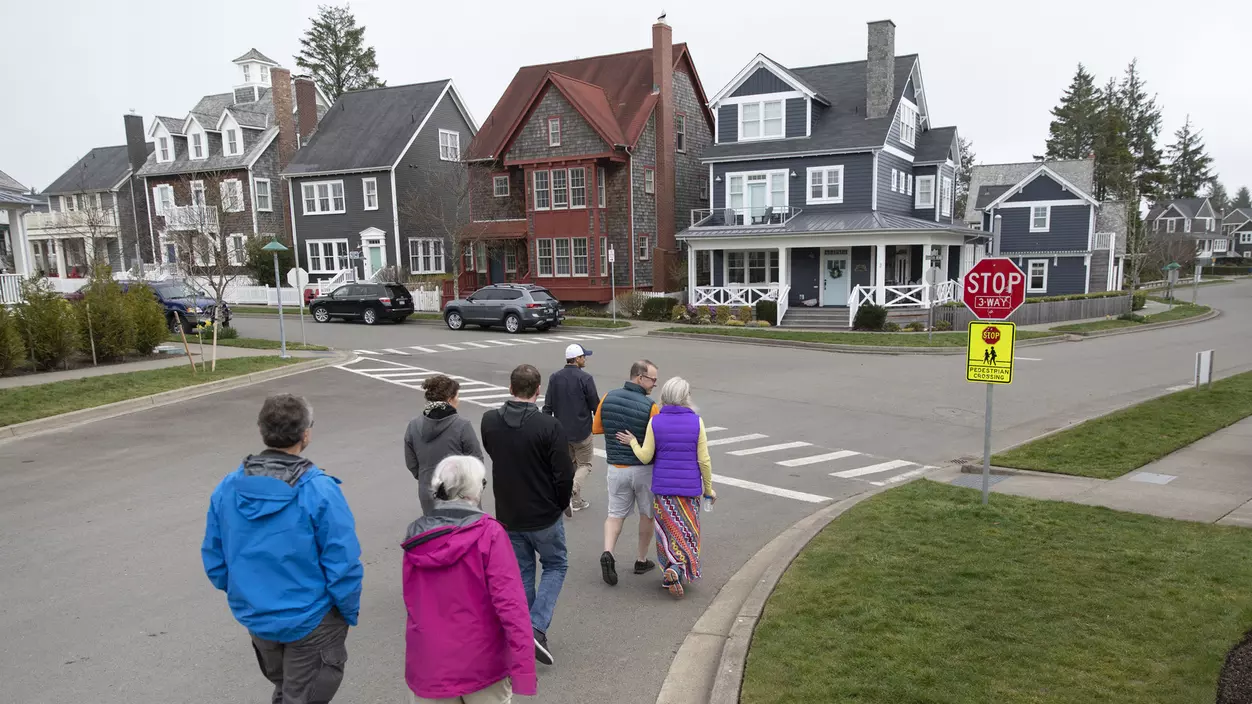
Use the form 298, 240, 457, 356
161, 205, 218, 231
693, 284, 783, 307
847, 281, 959, 328
25, 209, 120, 233
690, 206, 800, 228
0, 274, 22, 305
1094, 232, 1112, 249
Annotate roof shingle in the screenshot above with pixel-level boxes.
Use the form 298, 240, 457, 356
44, 144, 153, 194
964, 159, 1094, 223
233, 48, 278, 65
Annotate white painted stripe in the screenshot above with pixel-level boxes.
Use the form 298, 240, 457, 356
598, 334, 623, 339
381, 348, 409, 355
458, 393, 514, 401
462, 342, 490, 349
453, 381, 499, 388
831, 459, 914, 479
354, 350, 381, 356
344, 367, 409, 373
705, 433, 768, 447
374, 371, 435, 378
437, 344, 464, 351
484, 340, 514, 346
728, 441, 812, 456
568, 335, 600, 341
704, 426, 727, 433
515, 338, 542, 344
868, 466, 934, 486
1165, 384, 1192, 392
408, 346, 436, 353
711, 474, 831, 504
1013, 356, 1042, 361
547, 336, 578, 341
476, 402, 504, 409
777, 450, 860, 468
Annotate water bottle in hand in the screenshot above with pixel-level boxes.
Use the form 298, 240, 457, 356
703, 495, 714, 513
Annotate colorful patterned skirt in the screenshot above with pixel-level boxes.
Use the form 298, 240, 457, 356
653, 495, 702, 584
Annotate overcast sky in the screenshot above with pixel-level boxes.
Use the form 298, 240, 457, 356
3, 0, 1249, 197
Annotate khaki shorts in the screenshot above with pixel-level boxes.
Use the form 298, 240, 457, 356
410, 677, 512, 703
607, 464, 654, 519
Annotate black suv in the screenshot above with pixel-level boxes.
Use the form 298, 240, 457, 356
443, 284, 564, 334
310, 283, 415, 325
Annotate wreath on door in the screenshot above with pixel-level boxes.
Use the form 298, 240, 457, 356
826, 260, 844, 280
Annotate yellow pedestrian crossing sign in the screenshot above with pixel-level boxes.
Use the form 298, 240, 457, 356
967, 322, 1015, 384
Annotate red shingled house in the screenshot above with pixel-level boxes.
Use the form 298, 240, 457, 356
453, 18, 713, 304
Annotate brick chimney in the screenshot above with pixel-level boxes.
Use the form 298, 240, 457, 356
651, 17, 675, 291
271, 68, 296, 170
866, 20, 896, 119
294, 75, 319, 147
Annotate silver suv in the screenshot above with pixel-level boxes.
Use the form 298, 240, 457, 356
442, 284, 565, 334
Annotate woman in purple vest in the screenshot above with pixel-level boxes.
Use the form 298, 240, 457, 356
616, 377, 715, 597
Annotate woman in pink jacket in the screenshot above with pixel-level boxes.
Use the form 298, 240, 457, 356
402, 455, 538, 703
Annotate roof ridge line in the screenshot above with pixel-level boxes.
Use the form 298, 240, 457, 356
340, 79, 450, 96
792, 53, 919, 71
517, 42, 687, 70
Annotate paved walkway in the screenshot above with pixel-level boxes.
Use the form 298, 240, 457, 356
931, 416, 1252, 526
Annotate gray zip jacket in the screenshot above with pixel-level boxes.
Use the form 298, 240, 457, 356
404, 408, 485, 515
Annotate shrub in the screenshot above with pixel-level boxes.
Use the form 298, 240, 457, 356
197, 321, 239, 340
245, 236, 296, 287
0, 304, 26, 375
16, 279, 79, 370
671, 304, 688, 323
726, 318, 746, 327
125, 285, 168, 355
884, 322, 902, 332
1118, 312, 1146, 323
614, 290, 647, 318
736, 306, 753, 323
566, 305, 604, 318
76, 270, 134, 361
755, 299, 778, 324
748, 320, 772, 328
1132, 292, 1147, 311
853, 303, 888, 331
640, 296, 678, 321
905, 321, 925, 332
696, 313, 712, 325
715, 305, 732, 325
934, 319, 953, 331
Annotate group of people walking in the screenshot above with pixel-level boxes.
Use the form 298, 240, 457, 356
199, 345, 717, 703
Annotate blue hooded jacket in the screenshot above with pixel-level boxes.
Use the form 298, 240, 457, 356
202, 451, 364, 643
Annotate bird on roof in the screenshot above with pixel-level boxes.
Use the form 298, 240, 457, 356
658, 10, 666, 21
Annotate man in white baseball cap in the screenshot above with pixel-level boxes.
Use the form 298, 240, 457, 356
542, 343, 600, 515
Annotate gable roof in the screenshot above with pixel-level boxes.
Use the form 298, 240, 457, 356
709, 54, 831, 106
0, 170, 43, 207
702, 55, 920, 161
1146, 197, 1210, 221
233, 48, 278, 66
964, 159, 1094, 222
980, 164, 1099, 211
44, 144, 154, 194
914, 126, 957, 164
153, 116, 185, 136
0, 169, 27, 193
284, 80, 462, 176
1224, 207, 1252, 227
466, 44, 709, 161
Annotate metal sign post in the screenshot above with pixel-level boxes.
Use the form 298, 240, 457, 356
263, 240, 290, 359
609, 247, 617, 323
287, 267, 310, 347
1192, 264, 1202, 305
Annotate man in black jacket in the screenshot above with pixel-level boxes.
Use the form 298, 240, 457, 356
542, 343, 600, 515
481, 364, 574, 667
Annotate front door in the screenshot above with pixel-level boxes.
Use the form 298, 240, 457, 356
747, 178, 767, 224
360, 228, 387, 280
489, 252, 505, 283
821, 249, 850, 307
893, 247, 910, 284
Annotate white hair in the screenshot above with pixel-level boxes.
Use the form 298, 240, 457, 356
659, 376, 694, 408
432, 455, 486, 502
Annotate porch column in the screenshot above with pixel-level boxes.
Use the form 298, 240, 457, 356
874, 243, 887, 305
687, 245, 697, 303
777, 246, 789, 300
54, 239, 68, 278
7, 207, 30, 276
939, 244, 950, 283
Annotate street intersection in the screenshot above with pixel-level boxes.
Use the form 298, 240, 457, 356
0, 281, 1248, 703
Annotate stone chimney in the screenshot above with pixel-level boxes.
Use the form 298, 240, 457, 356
271, 68, 296, 170
651, 17, 675, 291
294, 75, 319, 147
866, 20, 896, 120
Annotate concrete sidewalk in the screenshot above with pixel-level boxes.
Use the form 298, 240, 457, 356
931, 416, 1252, 526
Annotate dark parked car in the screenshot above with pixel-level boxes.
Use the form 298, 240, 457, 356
64, 278, 230, 334
310, 282, 415, 325
443, 284, 564, 334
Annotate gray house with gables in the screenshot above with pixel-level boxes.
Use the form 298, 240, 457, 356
677, 20, 983, 326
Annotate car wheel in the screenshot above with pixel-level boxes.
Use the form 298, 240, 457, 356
167, 315, 180, 334
313, 306, 331, 323
505, 313, 521, 334
445, 311, 464, 330
363, 308, 379, 325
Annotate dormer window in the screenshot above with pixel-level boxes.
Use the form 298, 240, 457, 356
190, 131, 206, 160
158, 136, 171, 163
740, 100, 783, 140
898, 102, 918, 146
225, 129, 241, 156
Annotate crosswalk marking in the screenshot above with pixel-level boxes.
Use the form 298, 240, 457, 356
460, 342, 489, 349
484, 340, 514, 346
712, 474, 831, 504
777, 450, 860, 468
705, 433, 768, 447
868, 466, 934, 487
354, 349, 381, 356
409, 346, 436, 353
704, 426, 727, 433
381, 348, 409, 355
459, 392, 513, 402
375, 371, 433, 378
437, 344, 464, 351
831, 459, 914, 479
728, 441, 812, 456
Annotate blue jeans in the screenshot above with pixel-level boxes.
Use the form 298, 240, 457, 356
508, 518, 568, 634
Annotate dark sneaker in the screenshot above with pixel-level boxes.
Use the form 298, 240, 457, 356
600, 551, 618, 586
633, 559, 656, 575
534, 628, 554, 665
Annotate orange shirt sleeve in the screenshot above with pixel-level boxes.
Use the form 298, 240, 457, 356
592, 395, 607, 435
650, 404, 660, 418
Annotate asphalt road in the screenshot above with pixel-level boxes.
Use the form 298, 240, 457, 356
2, 280, 1249, 703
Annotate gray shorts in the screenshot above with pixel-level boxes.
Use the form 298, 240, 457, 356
607, 464, 654, 519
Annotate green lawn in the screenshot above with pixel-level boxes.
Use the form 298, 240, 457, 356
1051, 303, 1211, 334
171, 334, 328, 351
562, 318, 631, 329
0, 356, 301, 427
742, 481, 1252, 704
655, 326, 1057, 348
992, 370, 1252, 478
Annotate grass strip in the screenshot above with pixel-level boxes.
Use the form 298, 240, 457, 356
1051, 303, 1210, 334
561, 318, 632, 329
169, 334, 329, 351
655, 326, 1056, 348
991, 369, 1252, 478
0, 356, 301, 427
742, 480, 1252, 704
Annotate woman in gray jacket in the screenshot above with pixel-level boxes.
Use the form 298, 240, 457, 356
404, 375, 485, 515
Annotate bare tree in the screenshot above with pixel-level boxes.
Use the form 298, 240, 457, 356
59, 168, 116, 276
399, 164, 471, 299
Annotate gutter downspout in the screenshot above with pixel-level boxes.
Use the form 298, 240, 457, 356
627, 144, 636, 290
287, 177, 302, 277
871, 150, 879, 211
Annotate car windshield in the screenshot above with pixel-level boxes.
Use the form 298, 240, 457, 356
529, 290, 555, 302
156, 283, 208, 300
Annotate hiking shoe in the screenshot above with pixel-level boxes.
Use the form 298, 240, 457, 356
571, 497, 591, 512
662, 568, 685, 598
534, 628, 554, 665
600, 551, 618, 586
633, 559, 656, 575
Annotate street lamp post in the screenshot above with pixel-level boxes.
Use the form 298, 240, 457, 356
262, 240, 290, 359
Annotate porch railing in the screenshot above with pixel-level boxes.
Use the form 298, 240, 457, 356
776, 285, 791, 326
690, 206, 800, 228
161, 205, 218, 231
693, 284, 782, 307
1, 274, 22, 305
847, 281, 959, 328
25, 209, 121, 232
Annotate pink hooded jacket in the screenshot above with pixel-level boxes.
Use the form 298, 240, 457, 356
402, 503, 538, 698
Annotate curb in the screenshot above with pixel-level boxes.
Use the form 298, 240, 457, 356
1058, 308, 1220, 339
656, 485, 893, 704
646, 331, 1064, 356
0, 351, 351, 442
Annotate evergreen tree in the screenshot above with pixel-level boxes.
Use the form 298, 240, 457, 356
1234, 186, 1252, 209
1092, 78, 1134, 201
1207, 181, 1229, 213
1044, 64, 1102, 160
296, 4, 385, 100
955, 136, 976, 218
1165, 116, 1215, 199
1119, 60, 1166, 203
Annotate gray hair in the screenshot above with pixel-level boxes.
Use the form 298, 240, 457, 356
432, 455, 487, 502
257, 394, 314, 448
630, 359, 656, 379
659, 376, 694, 408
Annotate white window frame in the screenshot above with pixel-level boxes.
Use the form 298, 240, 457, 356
675, 113, 686, 153
253, 178, 272, 212
907, 174, 913, 196
600, 236, 608, 274
438, 129, 461, 161
224, 128, 241, 156
1029, 205, 1051, 232
897, 101, 919, 147
597, 166, 607, 208
569, 167, 586, 208
547, 117, 561, 147
221, 179, 245, 212
301, 180, 346, 215
738, 99, 784, 141
891, 169, 900, 193
190, 180, 206, 207
407, 238, 445, 274
550, 169, 568, 209
554, 238, 571, 276
305, 239, 350, 274
1166, 218, 1177, 234
725, 250, 780, 285
493, 175, 510, 198
242, 64, 252, 83
572, 237, 588, 275
260, 65, 269, 84
536, 239, 554, 276
727, 169, 790, 217
1242, 232, 1252, 245
505, 247, 517, 273
362, 177, 379, 211
915, 175, 935, 208
533, 170, 550, 210
638, 234, 650, 261
941, 177, 953, 217
62, 195, 75, 212
190, 130, 206, 160
1027, 259, 1048, 293
154, 185, 174, 215
806, 166, 844, 204
227, 233, 249, 265
644, 169, 655, 195
1213, 239, 1228, 253
157, 136, 171, 162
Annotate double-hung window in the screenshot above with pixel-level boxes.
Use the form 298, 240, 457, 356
505, 247, 517, 273
941, 177, 953, 217
1166, 219, 1177, 234
600, 236, 608, 274
572, 238, 588, 275
301, 181, 346, 215
537, 239, 554, 276
254, 178, 272, 211
190, 131, 205, 159
891, 169, 900, 193
897, 102, 918, 146
1241, 232, 1252, 245
533, 170, 550, 210
158, 137, 171, 162
1030, 205, 1050, 232
554, 239, 571, 275
907, 174, 914, 195
191, 181, 207, 207
306, 240, 349, 273
644, 169, 655, 195
363, 178, 378, 211
228, 234, 248, 265
806, 166, 844, 204
569, 168, 586, 208
597, 167, 607, 207
915, 176, 935, 208
1027, 259, 1048, 293
675, 114, 686, 152
408, 238, 444, 274
225, 129, 240, 156
548, 117, 561, 147
154, 185, 173, 214
551, 169, 569, 209
638, 234, 650, 261
221, 179, 244, 212
740, 100, 783, 140
438, 130, 460, 161
493, 175, 510, 198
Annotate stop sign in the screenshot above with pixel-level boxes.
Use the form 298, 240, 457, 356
963, 258, 1026, 320
981, 326, 1001, 344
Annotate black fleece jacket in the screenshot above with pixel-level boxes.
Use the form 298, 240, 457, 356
481, 400, 574, 532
